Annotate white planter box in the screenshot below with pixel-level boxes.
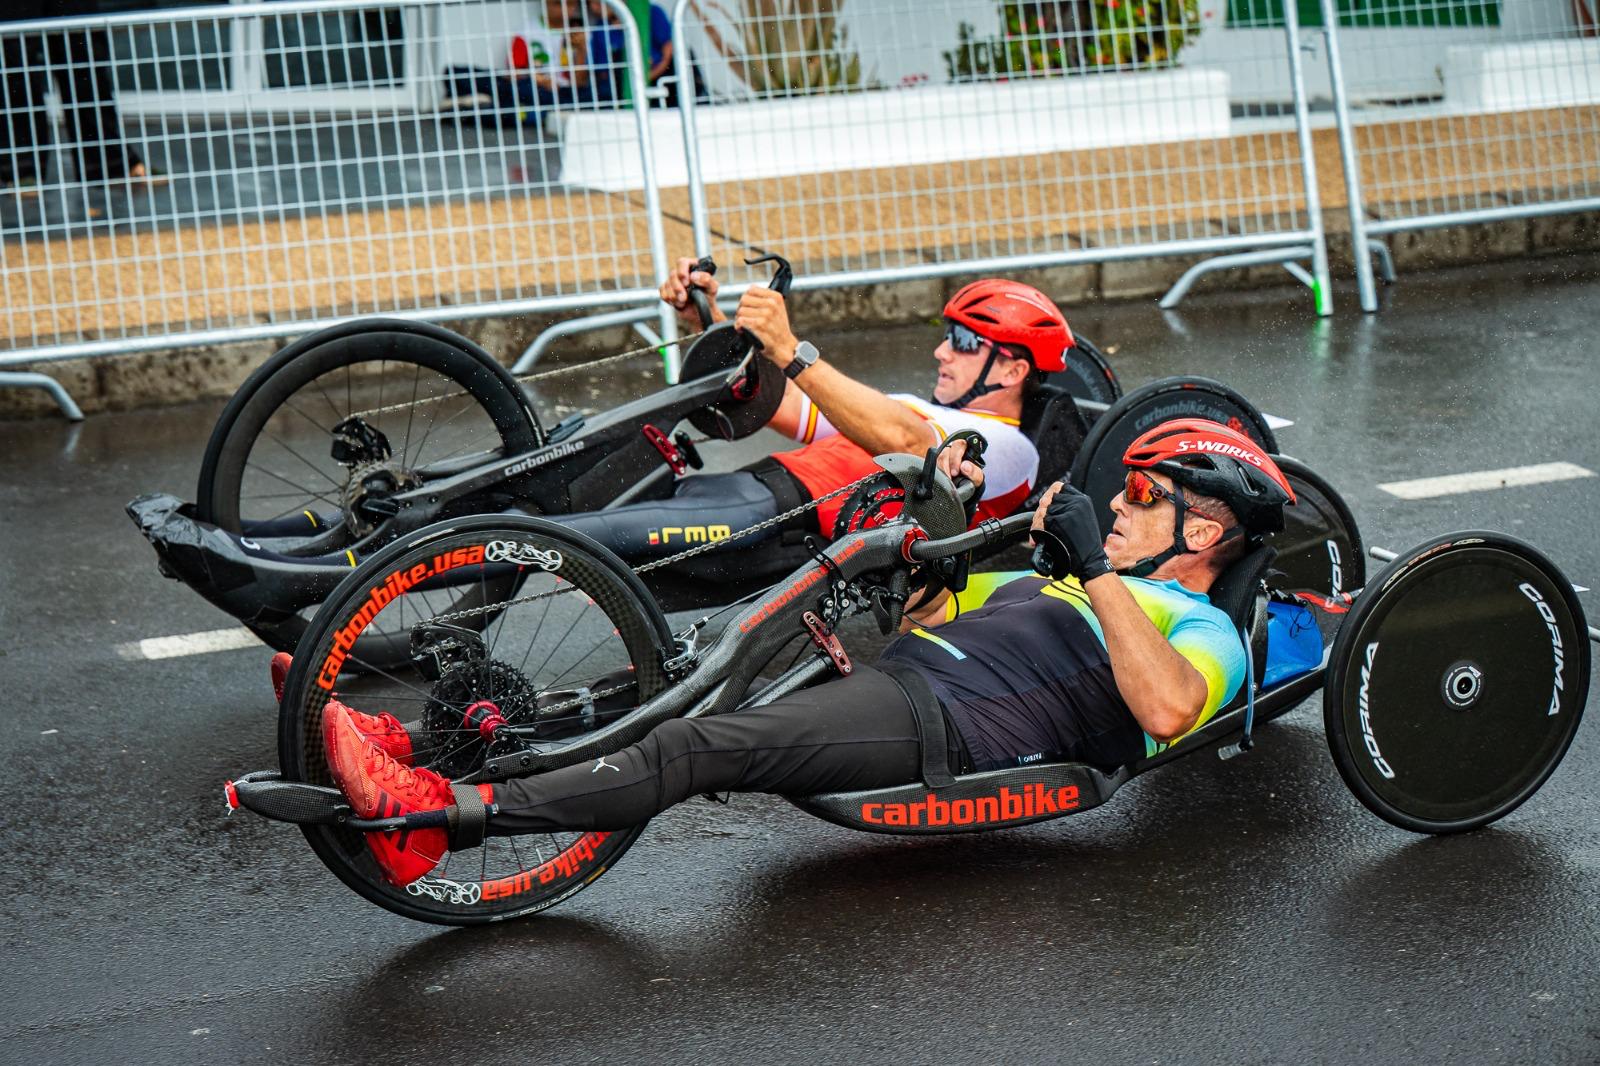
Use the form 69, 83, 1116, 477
558, 67, 1231, 192
1444, 39, 1600, 113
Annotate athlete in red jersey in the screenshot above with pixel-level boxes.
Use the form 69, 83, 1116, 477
643, 261, 1073, 541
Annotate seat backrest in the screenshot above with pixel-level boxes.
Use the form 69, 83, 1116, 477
1206, 544, 1276, 692
1018, 380, 1090, 506
1206, 544, 1276, 634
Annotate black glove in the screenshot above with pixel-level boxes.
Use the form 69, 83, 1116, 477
1030, 484, 1114, 582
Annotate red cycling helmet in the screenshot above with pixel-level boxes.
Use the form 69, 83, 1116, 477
943, 279, 1074, 372
1123, 418, 1296, 536
937, 280, 1073, 409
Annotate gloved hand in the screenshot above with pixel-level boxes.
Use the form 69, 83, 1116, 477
1030, 483, 1114, 582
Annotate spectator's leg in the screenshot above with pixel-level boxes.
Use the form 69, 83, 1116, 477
1, 33, 50, 186
49, 26, 140, 184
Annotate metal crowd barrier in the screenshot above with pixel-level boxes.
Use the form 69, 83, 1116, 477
669, 0, 1332, 317
17, 1, 1597, 418
0, 0, 672, 417
1320, 0, 1600, 311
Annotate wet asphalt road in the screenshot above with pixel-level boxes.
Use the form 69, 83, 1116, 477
3, 256, 1599, 1065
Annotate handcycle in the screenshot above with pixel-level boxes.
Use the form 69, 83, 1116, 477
128, 253, 1137, 662
225, 434, 1595, 925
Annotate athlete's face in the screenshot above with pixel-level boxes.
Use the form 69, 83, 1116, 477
1104, 470, 1180, 570
931, 332, 1026, 405
1104, 470, 1227, 570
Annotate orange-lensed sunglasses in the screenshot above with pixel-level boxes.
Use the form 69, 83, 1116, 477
1123, 468, 1225, 525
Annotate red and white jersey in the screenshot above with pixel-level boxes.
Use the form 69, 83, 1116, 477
772, 394, 1039, 536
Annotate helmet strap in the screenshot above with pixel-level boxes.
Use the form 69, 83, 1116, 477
1121, 498, 1192, 578
932, 344, 1003, 410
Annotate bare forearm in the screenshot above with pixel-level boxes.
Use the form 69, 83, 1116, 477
793, 361, 936, 456
1083, 575, 1208, 741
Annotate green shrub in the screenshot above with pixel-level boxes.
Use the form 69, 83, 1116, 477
944, 0, 1203, 81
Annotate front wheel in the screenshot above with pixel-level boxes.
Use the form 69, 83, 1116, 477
277, 515, 675, 924
1323, 531, 1589, 835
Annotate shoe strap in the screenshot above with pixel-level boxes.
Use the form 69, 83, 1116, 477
446, 783, 490, 850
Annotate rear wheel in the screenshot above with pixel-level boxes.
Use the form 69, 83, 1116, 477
1323, 531, 1589, 834
278, 515, 674, 924
1059, 334, 1122, 406
197, 320, 542, 659
1272, 455, 1364, 598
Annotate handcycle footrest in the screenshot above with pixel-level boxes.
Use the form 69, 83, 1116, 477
226, 770, 419, 831
226, 771, 350, 825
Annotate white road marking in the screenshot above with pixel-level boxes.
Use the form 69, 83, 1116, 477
117, 626, 260, 661
1378, 462, 1595, 500
1264, 413, 1294, 430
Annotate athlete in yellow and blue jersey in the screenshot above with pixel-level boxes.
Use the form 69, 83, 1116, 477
316, 419, 1298, 889
885, 570, 1247, 766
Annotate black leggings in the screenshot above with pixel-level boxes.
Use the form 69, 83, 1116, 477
556, 464, 806, 562
487, 667, 936, 834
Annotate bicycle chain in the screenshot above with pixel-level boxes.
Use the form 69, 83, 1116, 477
345, 328, 714, 421
418, 471, 882, 628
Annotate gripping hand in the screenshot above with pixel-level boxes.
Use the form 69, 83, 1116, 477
1030, 484, 1114, 582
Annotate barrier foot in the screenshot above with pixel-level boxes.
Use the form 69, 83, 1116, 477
0, 371, 84, 422
1371, 240, 1397, 284
1158, 246, 1316, 310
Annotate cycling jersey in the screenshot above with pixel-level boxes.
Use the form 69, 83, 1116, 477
773, 394, 1037, 536
880, 572, 1246, 767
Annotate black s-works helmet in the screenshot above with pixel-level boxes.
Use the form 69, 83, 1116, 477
1123, 419, 1296, 536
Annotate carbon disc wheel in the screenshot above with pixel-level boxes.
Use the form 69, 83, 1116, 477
1059, 334, 1122, 407
1272, 455, 1364, 598
1323, 531, 1589, 835
278, 515, 674, 924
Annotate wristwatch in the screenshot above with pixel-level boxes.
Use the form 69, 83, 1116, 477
784, 340, 820, 380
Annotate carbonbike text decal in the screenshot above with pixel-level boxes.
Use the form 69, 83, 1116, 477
503, 439, 587, 478
316, 544, 486, 689
1519, 582, 1566, 716
739, 538, 867, 633
481, 831, 611, 902
1358, 640, 1395, 779
648, 524, 732, 547
1328, 540, 1344, 594
1132, 400, 1228, 432
484, 540, 563, 570
861, 784, 1081, 827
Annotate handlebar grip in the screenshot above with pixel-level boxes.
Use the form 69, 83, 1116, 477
687, 256, 717, 330
886, 569, 909, 632
1029, 528, 1073, 580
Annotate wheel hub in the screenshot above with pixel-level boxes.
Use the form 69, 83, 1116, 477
342, 459, 421, 536
1442, 661, 1484, 710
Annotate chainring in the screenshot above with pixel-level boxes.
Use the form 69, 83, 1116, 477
830, 473, 907, 539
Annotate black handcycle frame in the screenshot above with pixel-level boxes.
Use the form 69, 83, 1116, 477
226, 437, 1594, 925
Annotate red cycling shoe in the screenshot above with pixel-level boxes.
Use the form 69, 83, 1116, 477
323, 702, 493, 887
271, 652, 415, 764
